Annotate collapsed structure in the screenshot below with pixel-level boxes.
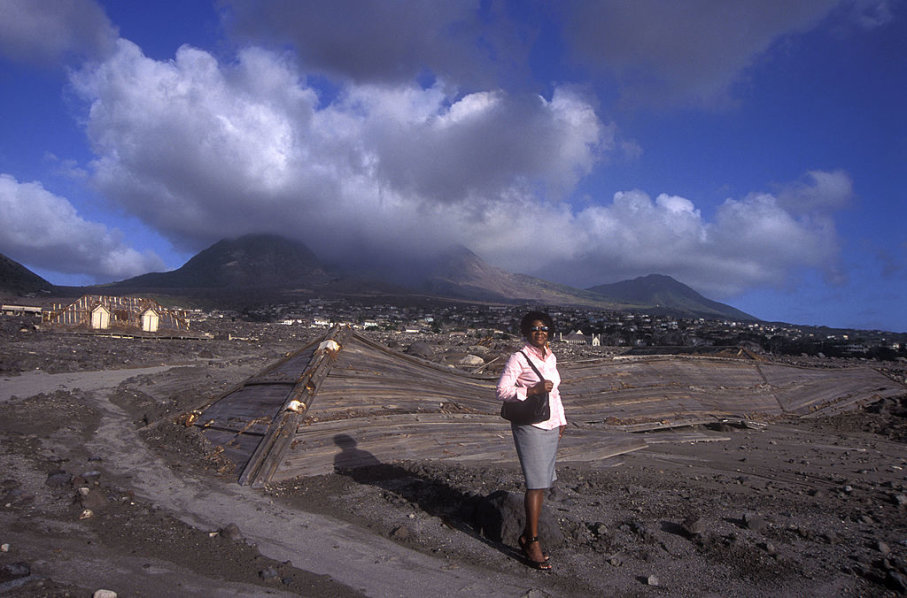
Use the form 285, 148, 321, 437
43, 295, 192, 335
196, 325, 905, 487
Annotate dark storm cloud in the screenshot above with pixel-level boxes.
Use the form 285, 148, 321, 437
0, 0, 117, 66
221, 0, 530, 88
559, 0, 839, 106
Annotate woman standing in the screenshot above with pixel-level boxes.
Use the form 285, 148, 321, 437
496, 310, 567, 570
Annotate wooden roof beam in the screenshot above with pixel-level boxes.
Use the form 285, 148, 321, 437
238, 324, 350, 487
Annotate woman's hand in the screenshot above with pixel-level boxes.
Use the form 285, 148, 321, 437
529, 379, 554, 396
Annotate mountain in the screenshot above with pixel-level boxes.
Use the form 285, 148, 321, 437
587, 274, 757, 321
422, 245, 625, 308
7, 233, 753, 320
112, 234, 328, 289
425, 250, 754, 319
0, 253, 54, 296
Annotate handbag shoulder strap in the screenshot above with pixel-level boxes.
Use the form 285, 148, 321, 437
518, 350, 545, 381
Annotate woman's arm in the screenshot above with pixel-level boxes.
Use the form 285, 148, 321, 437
496, 352, 550, 401
496, 353, 529, 402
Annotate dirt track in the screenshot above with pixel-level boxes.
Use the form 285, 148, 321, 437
1, 321, 906, 596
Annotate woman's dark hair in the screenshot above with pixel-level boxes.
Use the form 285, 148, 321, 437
519, 310, 554, 337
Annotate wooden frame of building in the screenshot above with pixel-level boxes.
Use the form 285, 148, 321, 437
43, 295, 192, 336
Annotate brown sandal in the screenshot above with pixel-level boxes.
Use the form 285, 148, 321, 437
519, 534, 552, 570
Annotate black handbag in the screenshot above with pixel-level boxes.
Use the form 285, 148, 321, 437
500, 350, 551, 425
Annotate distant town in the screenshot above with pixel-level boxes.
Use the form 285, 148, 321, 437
217, 297, 906, 362
4, 294, 905, 362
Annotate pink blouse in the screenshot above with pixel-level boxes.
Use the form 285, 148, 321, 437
496, 343, 566, 430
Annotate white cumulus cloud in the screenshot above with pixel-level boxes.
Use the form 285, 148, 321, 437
0, 173, 165, 280
55, 35, 848, 297
69, 40, 610, 265
519, 172, 848, 297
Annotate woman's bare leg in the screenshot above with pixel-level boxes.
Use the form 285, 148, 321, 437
523, 488, 548, 563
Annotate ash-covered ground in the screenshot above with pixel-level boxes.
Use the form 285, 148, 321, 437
1, 316, 906, 597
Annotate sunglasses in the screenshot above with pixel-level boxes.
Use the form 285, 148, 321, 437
530, 326, 549, 332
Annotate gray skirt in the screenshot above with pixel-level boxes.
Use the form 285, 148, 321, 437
511, 423, 559, 489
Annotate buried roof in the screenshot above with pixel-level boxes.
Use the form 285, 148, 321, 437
196, 325, 905, 487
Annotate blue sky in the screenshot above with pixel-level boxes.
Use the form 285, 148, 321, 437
0, 0, 904, 332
